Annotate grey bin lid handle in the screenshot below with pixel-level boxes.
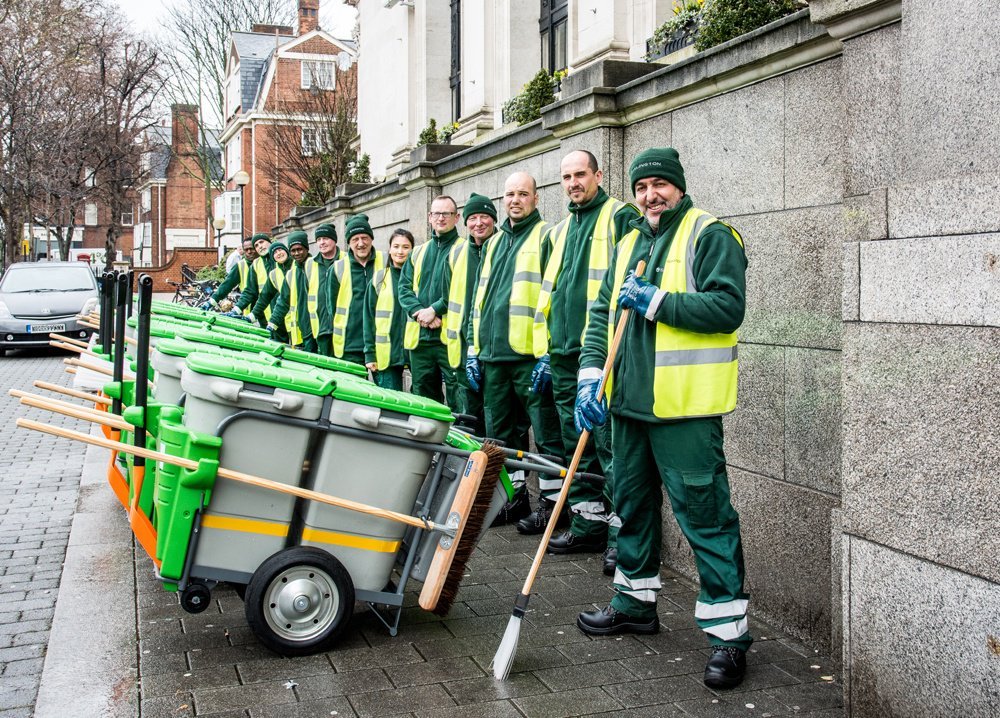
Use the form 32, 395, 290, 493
351, 406, 436, 439
207, 378, 304, 412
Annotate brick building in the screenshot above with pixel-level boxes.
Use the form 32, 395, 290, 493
218, 0, 357, 236
132, 105, 223, 268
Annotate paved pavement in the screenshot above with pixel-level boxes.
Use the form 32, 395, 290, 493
0, 349, 92, 717
2, 346, 845, 717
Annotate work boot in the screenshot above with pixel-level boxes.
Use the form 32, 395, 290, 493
703, 645, 747, 689
515, 499, 566, 535
602, 546, 618, 576
547, 530, 604, 554
490, 484, 530, 527
576, 605, 659, 636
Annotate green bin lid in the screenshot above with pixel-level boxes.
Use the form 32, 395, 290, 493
280, 346, 367, 377
185, 352, 334, 396
330, 380, 454, 423
155, 337, 249, 361
177, 326, 284, 356
212, 314, 271, 338
150, 301, 209, 322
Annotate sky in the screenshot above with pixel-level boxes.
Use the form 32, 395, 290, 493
114, 0, 357, 39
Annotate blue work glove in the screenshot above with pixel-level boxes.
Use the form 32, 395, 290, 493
530, 354, 552, 394
224, 307, 243, 318
618, 271, 658, 316
466, 354, 482, 393
574, 376, 607, 433
266, 322, 279, 341
199, 299, 215, 311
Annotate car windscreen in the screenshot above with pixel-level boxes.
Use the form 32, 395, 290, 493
0, 266, 98, 293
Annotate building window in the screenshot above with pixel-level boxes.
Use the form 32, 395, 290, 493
450, 0, 461, 122
226, 135, 242, 179
228, 194, 242, 233
84, 167, 96, 187
301, 60, 335, 90
141, 189, 151, 212
84, 203, 98, 226
226, 68, 240, 118
121, 210, 133, 225
540, 0, 568, 73
301, 127, 328, 156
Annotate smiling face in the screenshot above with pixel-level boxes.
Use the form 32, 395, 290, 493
316, 235, 337, 258
466, 213, 496, 243
560, 151, 602, 206
254, 238, 271, 257
350, 233, 373, 262
388, 234, 413, 268
242, 239, 257, 262
428, 197, 459, 235
272, 247, 288, 264
633, 177, 685, 230
503, 172, 538, 222
290, 244, 308, 263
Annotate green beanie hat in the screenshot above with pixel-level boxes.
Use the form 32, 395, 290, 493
462, 193, 497, 223
287, 231, 309, 250
314, 223, 337, 241
344, 214, 373, 242
268, 241, 288, 260
251, 232, 272, 244
628, 147, 686, 195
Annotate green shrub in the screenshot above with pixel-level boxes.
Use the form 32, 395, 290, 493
645, 0, 704, 61
695, 0, 803, 51
196, 262, 227, 283
350, 153, 371, 183
502, 68, 566, 126
416, 119, 439, 146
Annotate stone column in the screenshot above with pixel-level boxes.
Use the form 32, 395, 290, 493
569, 0, 632, 71
451, 0, 496, 145
493, 0, 543, 128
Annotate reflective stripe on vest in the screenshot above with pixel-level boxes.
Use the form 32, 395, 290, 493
252, 257, 272, 320
607, 208, 744, 419
372, 267, 395, 370
287, 257, 320, 346
472, 221, 549, 356
267, 266, 294, 336
533, 197, 625, 358
403, 237, 467, 352
236, 258, 251, 317
332, 250, 386, 358
443, 239, 471, 368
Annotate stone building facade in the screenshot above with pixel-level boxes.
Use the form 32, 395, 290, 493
275, 1, 1000, 715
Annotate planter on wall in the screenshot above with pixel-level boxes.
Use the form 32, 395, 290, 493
646, 23, 698, 62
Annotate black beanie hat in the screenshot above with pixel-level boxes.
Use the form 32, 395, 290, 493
628, 147, 686, 195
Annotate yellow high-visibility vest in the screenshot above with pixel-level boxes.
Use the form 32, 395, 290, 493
267, 266, 294, 337
236, 258, 251, 317
471, 221, 549, 356
402, 237, 469, 352
371, 267, 395, 370
607, 207, 744, 419
442, 237, 481, 368
251, 257, 272, 320
533, 197, 628, 357
331, 250, 386, 358
286, 257, 320, 346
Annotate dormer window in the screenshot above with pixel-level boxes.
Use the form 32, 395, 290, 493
301, 60, 335, 90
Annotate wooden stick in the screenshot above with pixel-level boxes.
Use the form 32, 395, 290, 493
17, 417, 449, 533
64, 357, 119, 377
49, 333, 91, 349
33, 380, 112, 406
66, 367, 77, 375
13, 392, 131, 431
49, 340, 102, 358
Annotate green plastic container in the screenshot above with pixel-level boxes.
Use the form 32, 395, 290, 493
280, 346, 367, 377
151, 338, 261, 405
176, 325, 284, 357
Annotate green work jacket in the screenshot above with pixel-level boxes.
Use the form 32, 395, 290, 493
269, 258, 314, 340
253, 257, 292, 326
327, 249, 379, 356
314, 252, 338, 339
236, 255, 274, 323
397, 227, 461, 346
363, 265, 407, 368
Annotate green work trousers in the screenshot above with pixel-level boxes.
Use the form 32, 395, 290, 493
551, 354, 616, 543
339, 350, 366, 367
610, 414, 751, 650
297, 336, 318, 354
315, 334, 332, 357
374, 366, 405, 391
410, 342, 462, 413
482, 359, 563, 499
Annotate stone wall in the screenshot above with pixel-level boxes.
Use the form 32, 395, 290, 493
275, 2, 1000, 713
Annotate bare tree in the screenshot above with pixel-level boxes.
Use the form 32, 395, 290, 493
256, 62, 359, 208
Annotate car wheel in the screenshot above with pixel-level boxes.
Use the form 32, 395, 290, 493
245, 547, 354, 656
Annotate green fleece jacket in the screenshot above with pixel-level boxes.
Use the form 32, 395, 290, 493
210, 258, 247, 303
235, 255, 274, 326
397, 227, 461, 346
269, 258, 314, 341
468, 209, 548, 362
313, 251, 338, 339
253, 256, 293, 326
540, 187, 640, 359
457, 235, 489, 344
327, 249, 379, 356
363, 265, 407, 367
579, 195, 748, 422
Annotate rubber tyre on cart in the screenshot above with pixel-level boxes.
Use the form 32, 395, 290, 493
245, 547, 354, 656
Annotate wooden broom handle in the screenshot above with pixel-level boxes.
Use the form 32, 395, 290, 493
49, 332, 91, 349
49, 340, 102, 357
11, 391, 132, 431
519, 260, 646, 593
16, 417, 444, 533
34, 380, 112, 405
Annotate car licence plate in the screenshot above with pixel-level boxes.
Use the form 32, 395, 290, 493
26, 323, 66, 334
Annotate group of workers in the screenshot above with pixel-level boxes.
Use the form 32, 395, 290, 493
204, 147, 752, 690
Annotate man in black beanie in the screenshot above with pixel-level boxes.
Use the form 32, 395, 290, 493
575, 147, 752, 690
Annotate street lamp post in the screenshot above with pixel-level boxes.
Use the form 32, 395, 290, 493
234, 170, 250, 238
213, 216, 226, 262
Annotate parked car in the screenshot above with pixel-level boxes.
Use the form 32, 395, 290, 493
0, 261, 98, 356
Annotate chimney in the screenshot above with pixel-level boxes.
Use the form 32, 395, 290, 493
251, 23, 294, 36
171, 104, 199, 155
298, 0, 319, 35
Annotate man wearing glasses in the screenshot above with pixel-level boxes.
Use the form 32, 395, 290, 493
397, 195, 466, 409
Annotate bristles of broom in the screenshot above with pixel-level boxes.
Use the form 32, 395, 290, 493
430, 440, 506, 617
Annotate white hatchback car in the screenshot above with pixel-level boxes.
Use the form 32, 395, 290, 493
0, 261, 99, 356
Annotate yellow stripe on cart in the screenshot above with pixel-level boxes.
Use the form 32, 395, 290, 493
201, 514, 290, 537
302, 527, 400, 554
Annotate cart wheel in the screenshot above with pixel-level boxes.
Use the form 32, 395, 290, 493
180, 582, 212, 613
245, 547, 354, 656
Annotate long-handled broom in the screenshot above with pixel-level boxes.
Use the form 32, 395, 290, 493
490, 260, 645, 680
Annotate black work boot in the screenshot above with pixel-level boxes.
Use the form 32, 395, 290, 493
490, 484, 530, 527
547, 530, 605, 554
577, 605, 659, 636
703, 645, 747, 689
601, 546, 618, 576
515, 499, 566, 535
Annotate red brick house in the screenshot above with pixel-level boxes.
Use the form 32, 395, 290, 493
132, 104, 223, 268
219, 0, 357, 235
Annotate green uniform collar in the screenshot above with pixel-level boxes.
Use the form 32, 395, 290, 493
432, 227, 459, 246
568, 186, 610, 216
501, 208, 543, 238
628, 194, 694, 240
